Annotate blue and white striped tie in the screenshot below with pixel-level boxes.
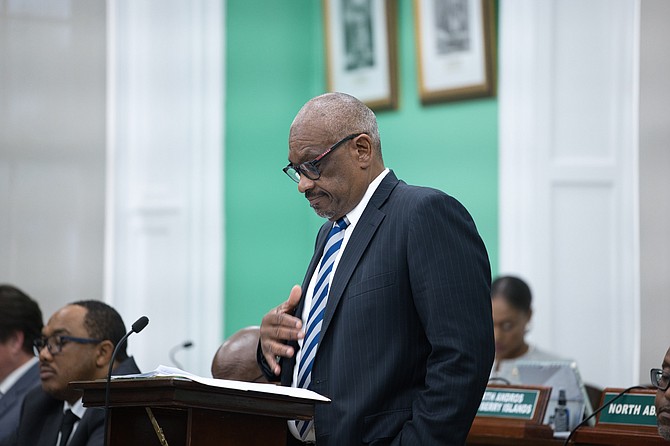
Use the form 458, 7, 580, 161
295, 217, 349, 440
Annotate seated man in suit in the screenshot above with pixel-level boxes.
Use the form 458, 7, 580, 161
211, 326, 267, 383
653, 345, 670, 441
2, 300, 141, 446
0, 285, 43, 444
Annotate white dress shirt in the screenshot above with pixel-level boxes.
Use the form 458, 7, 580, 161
289, 169, 390, 441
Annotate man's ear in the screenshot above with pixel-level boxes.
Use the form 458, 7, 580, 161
353, 133, 373, 168
7, 331, 25, 354
95, 340, 115, 368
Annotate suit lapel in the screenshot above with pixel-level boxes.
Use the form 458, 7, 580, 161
0, 383, 15, 417
69, 408, 105, 446
319, 171, 399, 339
0, 391, 11, 417
40, 401, 64, 446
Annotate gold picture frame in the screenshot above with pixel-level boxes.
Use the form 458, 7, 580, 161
414, 0, 496, 103
323, 0, 398, 111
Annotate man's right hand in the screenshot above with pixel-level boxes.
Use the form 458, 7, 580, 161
260, 285, 304, 376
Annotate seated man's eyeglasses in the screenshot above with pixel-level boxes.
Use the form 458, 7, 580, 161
282, 133, 364, 183
651, 368, 670, 391
33, 335, 103, 356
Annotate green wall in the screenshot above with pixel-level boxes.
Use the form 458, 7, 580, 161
224, 0, 498, 337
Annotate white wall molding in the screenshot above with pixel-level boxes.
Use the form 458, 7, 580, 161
499, 0, 639, 387
105, 0, 224, 375
638, 0, 670, 381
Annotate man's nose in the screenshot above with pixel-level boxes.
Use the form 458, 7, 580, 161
297, 175, 315, 193
38, 346, 54, 361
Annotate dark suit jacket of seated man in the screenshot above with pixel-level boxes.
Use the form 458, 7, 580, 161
655, 345, 670, 441
0, 284, 43, 445
1, 300, 142, 446
258, 92, 495, 445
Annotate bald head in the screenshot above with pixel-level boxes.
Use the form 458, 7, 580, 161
211, 326, 267, 382
290, 92, 382, 158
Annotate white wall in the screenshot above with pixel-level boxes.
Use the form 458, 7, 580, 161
0, 0, 107, 319
638, 0, 670, 379
0, 0, 224, 377
500, 0, 670, 389
106, 0, 224, 376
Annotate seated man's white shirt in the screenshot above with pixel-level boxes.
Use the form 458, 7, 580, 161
56, 398, 86, 446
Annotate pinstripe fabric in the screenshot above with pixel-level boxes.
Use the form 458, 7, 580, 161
274, 171, 494, 445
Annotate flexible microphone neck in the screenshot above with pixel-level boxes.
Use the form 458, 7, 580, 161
104, 316, 149, 446
169, 340, 194, 370
488, 377, 512, 386
562, 385, 648, 446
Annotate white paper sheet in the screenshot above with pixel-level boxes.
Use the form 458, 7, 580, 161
113, 364, 330, 402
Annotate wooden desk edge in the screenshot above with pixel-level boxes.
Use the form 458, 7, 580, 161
70, 377, 324, 420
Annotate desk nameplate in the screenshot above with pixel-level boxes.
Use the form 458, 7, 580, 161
598, 391, 657, 426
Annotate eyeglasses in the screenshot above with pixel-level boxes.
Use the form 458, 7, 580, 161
651, 368, 670, 391
282, 133, 363, 183
33, 335, 103, 356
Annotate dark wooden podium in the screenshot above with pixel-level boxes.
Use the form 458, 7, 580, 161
72, 377, 324, 446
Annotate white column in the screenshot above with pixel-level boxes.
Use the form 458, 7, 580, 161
499, 0, 639, 387
638, 0, 670, 380
105, 0, 224, 376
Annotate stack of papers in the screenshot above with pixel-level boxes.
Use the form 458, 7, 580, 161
114, 365, 330, 402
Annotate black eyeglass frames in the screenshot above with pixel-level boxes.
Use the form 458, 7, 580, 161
33, 335, 103, 356
282, 133, 364, 183
651, 368, 670, 391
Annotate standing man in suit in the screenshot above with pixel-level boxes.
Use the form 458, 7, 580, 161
258, 92, 494, 445
0, 285, 43, 444
2, 300, 141, 446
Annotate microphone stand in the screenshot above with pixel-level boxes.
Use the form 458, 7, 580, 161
169, 340, 194, 370
562, 385, 649, 445
103, 316, 149, 446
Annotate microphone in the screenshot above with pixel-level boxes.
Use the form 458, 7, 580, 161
104, 316, 149, 446
169, 340, 194, 370
562, 385, 648, 446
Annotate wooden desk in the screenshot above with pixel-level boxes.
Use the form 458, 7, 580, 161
467, 418, 563, 445
72, 377, 322, 446
468, 384, 561, 445
570, 425, 666, 446
569, 387, 664, 446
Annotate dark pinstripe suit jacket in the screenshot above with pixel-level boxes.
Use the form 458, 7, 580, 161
1, 357, 140, 446
264, 171, 494, 445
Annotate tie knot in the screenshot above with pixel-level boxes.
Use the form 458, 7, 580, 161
59, 409, 80, 446
335, 217, 349, 231
62, 409, 79, 425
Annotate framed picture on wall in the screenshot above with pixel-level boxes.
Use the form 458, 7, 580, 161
414, 0, 496, 103
323, 0, 398, 111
